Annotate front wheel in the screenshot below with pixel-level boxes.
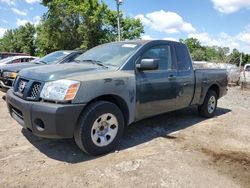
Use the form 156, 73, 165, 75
74, 101, 124, 156
198, 90, 218, 118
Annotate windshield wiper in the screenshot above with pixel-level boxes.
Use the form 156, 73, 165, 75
72, 59, 81, 63
81, 59, 108, 68
34, 60, 47, 64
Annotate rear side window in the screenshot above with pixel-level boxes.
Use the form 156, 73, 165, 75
175, 44, 192, 71
141, 45, 173, 70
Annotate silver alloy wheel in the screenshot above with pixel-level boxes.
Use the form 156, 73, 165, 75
208, 96, 216, 114
91, 113, 118, 147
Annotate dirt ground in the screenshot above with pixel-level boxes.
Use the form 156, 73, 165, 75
0, 87, 249, 188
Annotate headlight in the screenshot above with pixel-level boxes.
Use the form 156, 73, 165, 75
3, 71, 17, 79
40, 80, 80, 102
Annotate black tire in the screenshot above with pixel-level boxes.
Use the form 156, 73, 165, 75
74, 101, 124, 156
198, 90, 218, 118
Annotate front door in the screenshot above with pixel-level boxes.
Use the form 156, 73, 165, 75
136, 44, 178, 120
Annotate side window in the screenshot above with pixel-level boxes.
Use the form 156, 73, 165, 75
12, 59, 21, 64
141, 45, 173, 70
246, 66, 250, 71
64, 53, 81, 63
175, 44, 191, 71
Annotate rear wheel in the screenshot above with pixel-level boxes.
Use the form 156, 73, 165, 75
198, 90, 218, 118
74, 101, 124, 156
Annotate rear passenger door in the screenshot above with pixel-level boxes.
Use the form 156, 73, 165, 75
174, 43, 195, 109
136, 44, 178, 120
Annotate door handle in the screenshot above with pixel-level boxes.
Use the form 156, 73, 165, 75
168, 75, 176, 80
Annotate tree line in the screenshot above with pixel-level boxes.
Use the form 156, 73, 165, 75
180, 38, 250, 66
0, 0, 144, 56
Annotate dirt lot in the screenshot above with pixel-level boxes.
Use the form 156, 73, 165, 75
0, 87, 249, 188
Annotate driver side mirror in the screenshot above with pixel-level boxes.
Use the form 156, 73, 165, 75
136, 59, 159, 71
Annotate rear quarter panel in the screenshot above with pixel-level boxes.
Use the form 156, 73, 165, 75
192, 69, 228, 105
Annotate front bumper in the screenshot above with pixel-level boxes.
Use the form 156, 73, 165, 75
6, 89, 86, 139
0, 78, 13, 93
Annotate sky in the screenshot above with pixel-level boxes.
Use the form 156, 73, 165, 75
0, 0, 250, 53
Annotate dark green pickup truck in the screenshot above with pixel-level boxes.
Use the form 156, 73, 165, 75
6, 40, 228, 155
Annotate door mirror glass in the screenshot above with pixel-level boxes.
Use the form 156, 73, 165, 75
136, 59, 159, 71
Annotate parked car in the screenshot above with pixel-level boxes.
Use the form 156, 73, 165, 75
0, 52, 31, 60
6, 40, 228, 155
244, 64, 250, 72
0, 50, 83, 92
0, 56, 37, 65
240, 63, 250, 86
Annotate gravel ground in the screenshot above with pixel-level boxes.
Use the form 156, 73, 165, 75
0, 87, 249, 188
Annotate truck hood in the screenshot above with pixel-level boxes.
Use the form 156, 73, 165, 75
18, 63, 113, 82
0, 63, 42, 72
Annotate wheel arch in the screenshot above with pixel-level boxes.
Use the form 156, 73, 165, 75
82, 94, 130, 126
208, 84, 220, 98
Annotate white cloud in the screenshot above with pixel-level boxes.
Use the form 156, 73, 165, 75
188, 29, 250, 53
0, 28, 7, 38
141, 34, 177, 42
163, 37, 178, 42
135, 10, 196, 34
0, 0, 15, 5
16, 16, 41, 27
237, 32, 250, 45
16, 19, 29, 26
189, 32, 240, 49
11, 8, 27, 16
141, 34, 154, 40
0, 19, 8, 23
211, 0, 250, 14
25, 0, 40, 4
33, 16, 41, 25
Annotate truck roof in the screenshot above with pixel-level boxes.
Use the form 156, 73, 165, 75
111, 39, 181, 45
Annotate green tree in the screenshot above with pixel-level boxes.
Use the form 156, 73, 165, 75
192, 49, 206, 61
36, 0, 144, 55
36, 0, 83, 55
242, 53, 250, 67
228, 49, 241, 65
103, 10, 144, 42
0, 29, 18, 52
16, 23, 36, 55
181, 37, 236, 63
180, 38, 202, 54
0, 23, 36, 55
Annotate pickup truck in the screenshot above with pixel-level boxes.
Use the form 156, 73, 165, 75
6, 40, 228, 156
240, 63, 250, 88
0, 50, 82, 93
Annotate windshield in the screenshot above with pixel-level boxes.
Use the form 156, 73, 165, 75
245, 65, 250, 71
36, 51, 71, 64
0, 57, 15, 63
75, 42, 141, 67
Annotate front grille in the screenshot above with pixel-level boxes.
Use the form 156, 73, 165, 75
29, 82, 42, 99
13, 77, 43, 101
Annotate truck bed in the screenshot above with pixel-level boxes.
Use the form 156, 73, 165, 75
192, 68, 228, 105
